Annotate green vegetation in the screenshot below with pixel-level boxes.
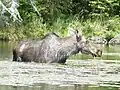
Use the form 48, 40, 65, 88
0, 0, 120, 41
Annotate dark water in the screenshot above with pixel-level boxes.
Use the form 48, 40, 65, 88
0, 84, 118, 90
0, 41, 120, 90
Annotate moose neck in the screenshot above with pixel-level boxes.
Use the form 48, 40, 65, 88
56, 35, 79, 64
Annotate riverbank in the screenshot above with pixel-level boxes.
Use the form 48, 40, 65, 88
0, 17, 120, 42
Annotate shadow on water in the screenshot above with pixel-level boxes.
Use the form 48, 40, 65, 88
1, 41, 120, 90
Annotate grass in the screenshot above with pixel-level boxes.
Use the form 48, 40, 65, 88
0, 16, 120, 41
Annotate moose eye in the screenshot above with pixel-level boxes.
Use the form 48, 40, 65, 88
86, 40, 89, 44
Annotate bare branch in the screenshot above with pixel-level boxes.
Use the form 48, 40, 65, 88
30, 0, 41, 16
0, 0, 22, 23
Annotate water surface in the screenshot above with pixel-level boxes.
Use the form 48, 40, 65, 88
0, 41, 120, 90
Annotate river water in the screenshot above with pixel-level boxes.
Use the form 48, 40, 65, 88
0, 41, 120, 90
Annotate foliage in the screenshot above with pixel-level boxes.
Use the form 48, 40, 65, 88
0, 0, 120, 41
89, 0, 120, 18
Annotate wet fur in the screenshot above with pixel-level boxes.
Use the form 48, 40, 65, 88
13, 32, 102, 63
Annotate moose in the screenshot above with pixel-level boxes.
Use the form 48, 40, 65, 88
13, 29, 102, 64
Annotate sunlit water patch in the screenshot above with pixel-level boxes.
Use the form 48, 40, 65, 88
0, 60, 119, 87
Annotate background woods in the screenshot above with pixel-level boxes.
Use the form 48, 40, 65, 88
0, 0, 120, 42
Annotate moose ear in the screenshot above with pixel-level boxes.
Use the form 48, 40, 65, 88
67, 27, 82, 41
67, 28, 81, 36
75, 29, 82, 42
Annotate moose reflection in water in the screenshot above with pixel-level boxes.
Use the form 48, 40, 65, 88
13, 29, 102, 64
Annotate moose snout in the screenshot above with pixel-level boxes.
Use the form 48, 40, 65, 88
96, 49, 102, 57
92, 49, 102, 57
